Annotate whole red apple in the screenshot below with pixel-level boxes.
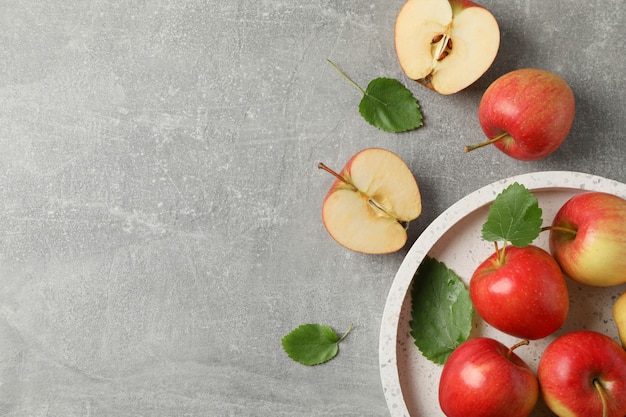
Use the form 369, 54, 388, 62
538, 330, 626, 417
549, 191, 626, 286
469, 245, 569, 339
466, 68, 575, 161
439, 337, 538, 417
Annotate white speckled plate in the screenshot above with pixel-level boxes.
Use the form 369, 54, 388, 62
379, 171, 626, 417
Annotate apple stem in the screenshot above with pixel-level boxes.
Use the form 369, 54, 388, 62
464, 132, 510, 153
337, 323, 354, 344
327, 59, 366, 96
540, 225, 578, 236
593, 379, 609, 417
506, 339, 529, 359
318, 162, 358, 191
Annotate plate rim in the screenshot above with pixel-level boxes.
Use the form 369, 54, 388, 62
378, 170, 626, 417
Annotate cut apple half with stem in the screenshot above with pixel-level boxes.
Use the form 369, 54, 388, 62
395, 0, 500, 95
319, 148, 422, 254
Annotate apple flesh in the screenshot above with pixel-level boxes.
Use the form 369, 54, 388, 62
319, 148, 421, 254
538, 330, 626, 417
439, 338, 538, 417
466, 68, 575, 160
469, 245, 569, 339
394, 0, 500, 95
549, 192, 626, 286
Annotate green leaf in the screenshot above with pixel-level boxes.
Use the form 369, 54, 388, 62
410, 256, 473, 365
359, 78, 423, 133
281, 323, 352, 366
481, 182, 543, 247
327, 60, 423, 133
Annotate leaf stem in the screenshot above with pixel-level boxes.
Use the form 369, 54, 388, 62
327, 59, 366, 96
337, 323, 354, 344
494, 241, 507, 266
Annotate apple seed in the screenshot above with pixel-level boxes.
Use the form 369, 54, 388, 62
431, 34, 444, 43
433, 34, 452, 62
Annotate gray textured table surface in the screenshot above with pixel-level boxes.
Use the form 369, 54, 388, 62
1, 1, 624, 416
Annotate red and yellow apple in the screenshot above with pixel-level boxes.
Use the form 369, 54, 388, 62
439, 338, 538, 417
469, 245, 569, 339
318, 148, 421, 254
466, 68, 575, 160
394, 0, 500, 95
613, 290, 626, 348
548, 192, 626, 286
538, 330, 626, 417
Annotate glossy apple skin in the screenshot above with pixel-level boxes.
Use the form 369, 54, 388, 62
478, 68, 575, 161
439, 337, 538, 417
538, 330, 626, 417
613, 290, 626, 348
469, 245, 569, 339
549, 192, 626, 286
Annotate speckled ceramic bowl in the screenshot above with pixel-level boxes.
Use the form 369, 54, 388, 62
379, 171, 626, 417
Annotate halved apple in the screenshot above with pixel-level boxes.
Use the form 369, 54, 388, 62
395, 0, 500, 95
319, 148, 422, 254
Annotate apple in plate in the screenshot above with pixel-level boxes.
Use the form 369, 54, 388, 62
318, 148, 421, 254
439, 337, 538, 417
465, 68, 575, 160
613, 290, 626, 348
538, 330, 626, 417
548, 191, 626, 286
469, 245, 569, 339
394, 0, 500, 95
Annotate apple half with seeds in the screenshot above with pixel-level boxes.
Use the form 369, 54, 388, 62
319, 148, 421, 254
395, 0, 500, 95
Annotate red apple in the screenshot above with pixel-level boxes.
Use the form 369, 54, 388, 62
465, 68, 575, 160
318, 148, 422, 254
394, 0, 500, 95
439, 338, 538, 417
548, 191, 626, 286
538, 330, 626, 417
469, 245, 569, 339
